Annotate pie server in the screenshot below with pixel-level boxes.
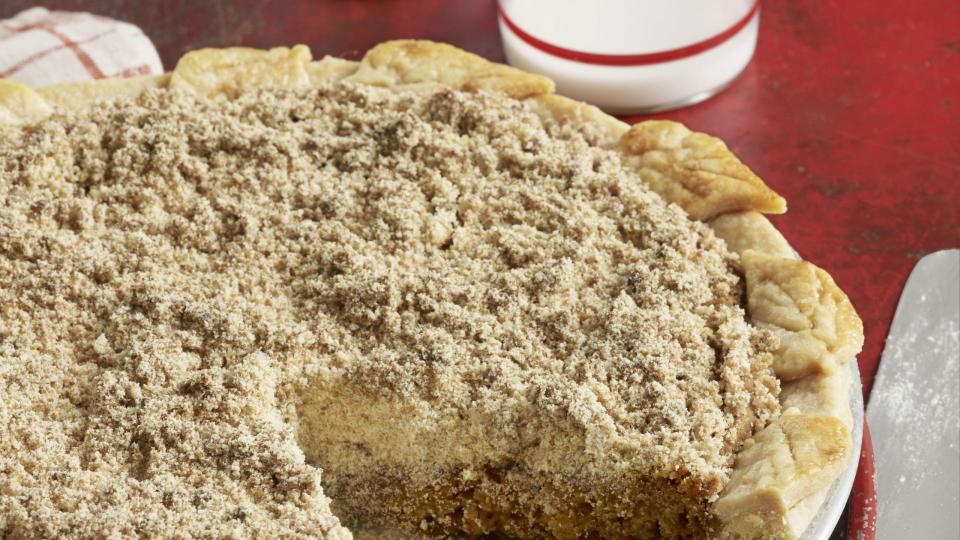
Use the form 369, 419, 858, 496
866, 249, 960, 540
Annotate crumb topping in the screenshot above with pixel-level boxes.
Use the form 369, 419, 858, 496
0, 83, 778, 537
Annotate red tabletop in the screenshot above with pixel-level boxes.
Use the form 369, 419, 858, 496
3, 0, 957, 536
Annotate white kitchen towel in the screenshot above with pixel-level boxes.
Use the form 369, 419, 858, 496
0, 7, 162, 87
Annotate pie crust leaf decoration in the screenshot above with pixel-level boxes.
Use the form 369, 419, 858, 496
708, 211, 795, 259
713, 412, 852, 539
348, 39, 554, 99
618, 121, 787, 220
38, 74, 171, 111
170, 45, 313, 97
781, 488, 832, 540
0, 79, 52, 125
781, 365, 854, 431
741, 250, 865, 381
777, 366, 855, 536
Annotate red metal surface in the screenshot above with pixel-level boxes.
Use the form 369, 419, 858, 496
3, 1, 955, 537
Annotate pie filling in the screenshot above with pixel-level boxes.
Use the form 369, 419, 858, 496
0, 83, 778, 538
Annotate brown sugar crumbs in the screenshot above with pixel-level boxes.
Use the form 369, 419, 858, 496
0, 83, 778, 538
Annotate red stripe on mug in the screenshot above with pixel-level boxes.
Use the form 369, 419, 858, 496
498, 1, 760, 66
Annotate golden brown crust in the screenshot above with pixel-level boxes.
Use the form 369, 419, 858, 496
699, 184, 856, 540
170, 45, 313, 97
0, 79, 52, 125
347, 40, 554, 99
781, 366, 854, 431
708, 211, 795, 258
713, 413, 852, 539
38, 74, 170, 111
741, 250, 865, 381
782, 489, 832, 540
776, 367, 855, 537
618, 121, 787, 220
706, 211, 856, 539
0, 52, 348, 124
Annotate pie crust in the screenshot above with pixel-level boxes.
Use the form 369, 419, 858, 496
0, 40, 864, 539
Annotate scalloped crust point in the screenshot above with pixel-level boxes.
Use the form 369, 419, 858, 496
713, 412, 852, 539
741, 250, 865, 381
618, 121, 787, 221
709, 211, 795, 259
0, 79, 52, 125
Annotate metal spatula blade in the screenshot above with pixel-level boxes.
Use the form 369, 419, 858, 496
867, 249, 960, 540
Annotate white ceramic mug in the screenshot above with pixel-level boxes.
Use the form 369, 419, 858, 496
498, 0, 759, 113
